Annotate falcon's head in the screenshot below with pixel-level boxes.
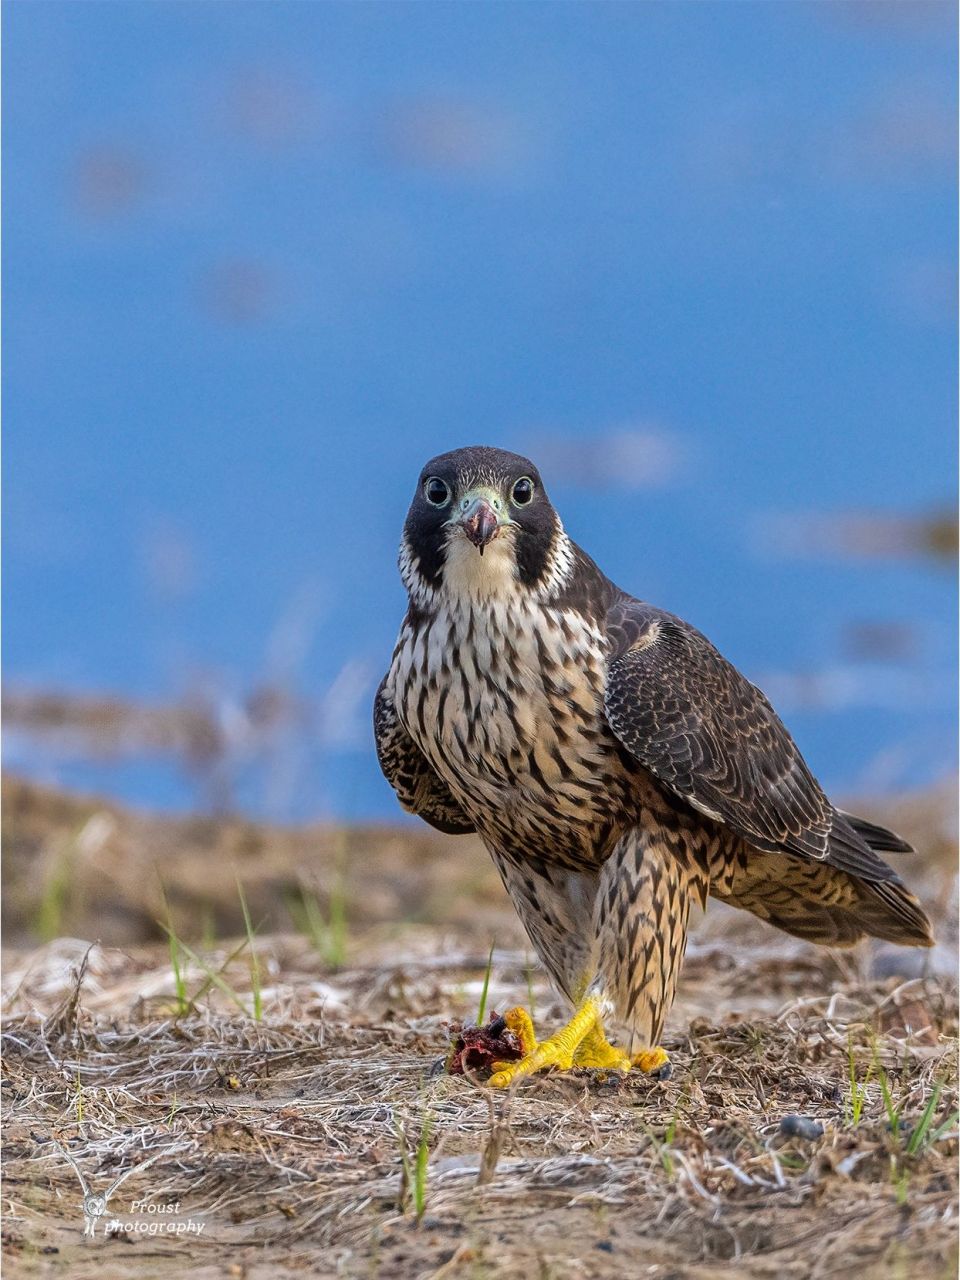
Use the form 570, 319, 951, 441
400, 445, 572, 604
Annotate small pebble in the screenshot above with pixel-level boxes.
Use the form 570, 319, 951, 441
779, 1114, 824, 1140
886, 1120, 913, 1137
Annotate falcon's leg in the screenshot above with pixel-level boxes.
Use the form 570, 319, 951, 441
484, 835, 704, 1086
486, 848, 599, 1000
485, 851, 633, 1084
592, 826, 705, 1073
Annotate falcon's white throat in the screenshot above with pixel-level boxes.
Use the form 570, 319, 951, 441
441, 528, 520, 603
441, 521, 577, 606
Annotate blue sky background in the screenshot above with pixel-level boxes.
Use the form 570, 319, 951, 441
3, 1, 956, 820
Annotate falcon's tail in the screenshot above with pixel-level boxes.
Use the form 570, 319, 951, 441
847, 877, 934, 948
838, 810, 915, 856
830, 810, 933, 947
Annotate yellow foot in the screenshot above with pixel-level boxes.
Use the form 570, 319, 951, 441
498, 1006, 538, 1057
633, 1046, 670, 1076
489, 999, 630, 1087
572, 1023, 632, 1071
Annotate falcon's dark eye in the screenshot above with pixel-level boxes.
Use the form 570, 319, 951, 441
511, 477, 535, 506
424, 477, 451, 507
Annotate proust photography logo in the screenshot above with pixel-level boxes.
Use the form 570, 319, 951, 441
104, 1197, 207, 1241
53, 1140, 206, 1241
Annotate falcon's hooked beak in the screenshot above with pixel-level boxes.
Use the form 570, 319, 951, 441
457, 488, 507, 555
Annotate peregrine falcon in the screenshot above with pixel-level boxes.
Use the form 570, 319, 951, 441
375, 446, 933, 1086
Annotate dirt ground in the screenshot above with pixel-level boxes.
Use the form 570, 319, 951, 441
2, 776, 958, 1279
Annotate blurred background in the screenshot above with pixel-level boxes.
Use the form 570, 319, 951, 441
4, 19, 957, 1269
3, 0, 957, 826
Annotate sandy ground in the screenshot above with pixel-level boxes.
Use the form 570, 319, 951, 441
2, 777, 957, 1279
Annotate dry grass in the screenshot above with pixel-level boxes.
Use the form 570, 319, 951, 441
2, 778, 958, 1279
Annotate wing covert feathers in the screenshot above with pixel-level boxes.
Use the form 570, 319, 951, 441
603, 600, 908, 887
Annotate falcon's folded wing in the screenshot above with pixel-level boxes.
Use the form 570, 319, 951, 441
374, 676, 475, 835
603, 600, 897, 885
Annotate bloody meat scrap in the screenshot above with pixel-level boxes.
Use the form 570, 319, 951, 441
447, 1012, 524, 1076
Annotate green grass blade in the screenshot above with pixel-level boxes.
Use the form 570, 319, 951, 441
877, 1066, 899, 1140
288, 874, 348, 970
328, 860, 348, 968
476, 943, 495, 1025
414, 1111, 433, 1221
158, 882, 190, 1016
236, 878, 263, 1021
847, 1038, 872, 1126
156, 922, 251, 1016
394, 1118, 413, 1213
928, 1109, 960, 1145
907, 1080, 944, 1155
